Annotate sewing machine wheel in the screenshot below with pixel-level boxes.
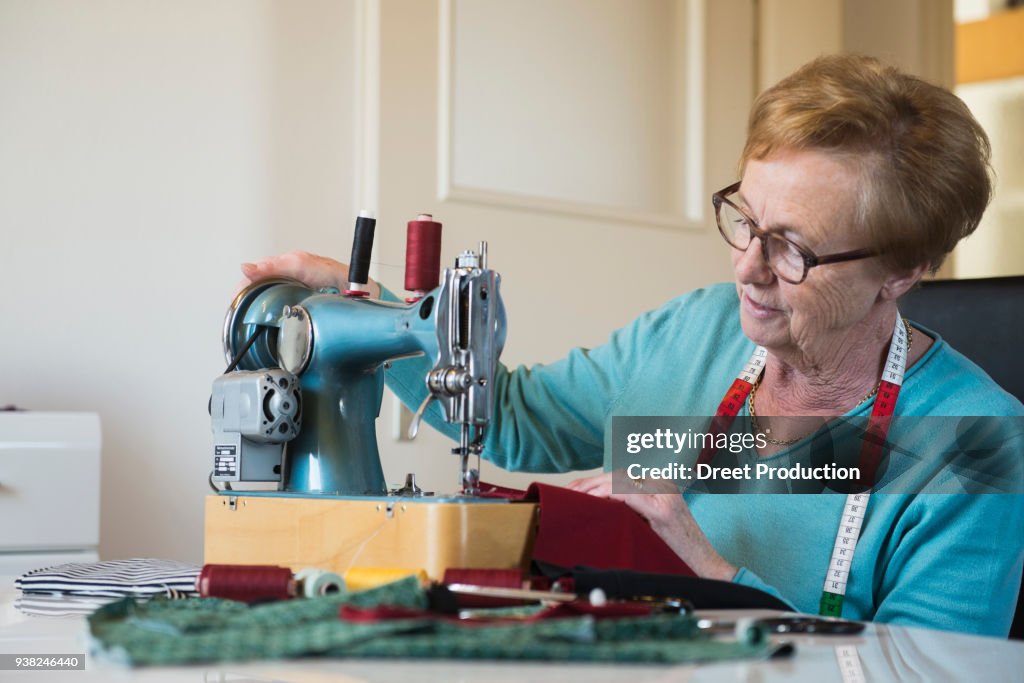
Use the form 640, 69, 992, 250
223, 277, 309, 369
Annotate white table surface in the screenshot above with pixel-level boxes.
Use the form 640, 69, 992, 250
2, 576, 1022, 682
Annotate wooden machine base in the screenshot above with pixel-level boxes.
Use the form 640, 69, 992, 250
204, 494, 538, 580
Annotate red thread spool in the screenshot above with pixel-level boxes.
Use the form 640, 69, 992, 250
197, 564, 294, 603
404, 214, 442, 294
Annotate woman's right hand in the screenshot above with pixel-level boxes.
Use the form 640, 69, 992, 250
239, 250, 380, 298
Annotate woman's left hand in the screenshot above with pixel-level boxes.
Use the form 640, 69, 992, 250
566, 472, 737, 581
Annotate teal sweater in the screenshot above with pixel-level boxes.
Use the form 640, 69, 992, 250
385, 284, 1024, 636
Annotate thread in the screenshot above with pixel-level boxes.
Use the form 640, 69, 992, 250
348, 210, 376, 288
341, 518, 390, 574
295, 567, 346, 598
196, 564, 294, 603
404, 214, 442, 293
344, 567, 428, 592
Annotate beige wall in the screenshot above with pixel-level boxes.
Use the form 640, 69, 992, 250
0, 0, 360, 563
758, 0, 843, 90
758, 0, 954, 89
954, 76, 1024, 278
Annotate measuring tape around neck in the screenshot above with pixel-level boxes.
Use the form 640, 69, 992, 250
702, 314, 908, 618
819, 314, 907, 617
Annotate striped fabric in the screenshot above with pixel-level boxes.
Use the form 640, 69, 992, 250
14, 594, 116, 617
15, 558, 200, 598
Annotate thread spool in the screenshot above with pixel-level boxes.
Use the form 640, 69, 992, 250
346, 210, 376, 295
734, 617, 765, 645
196, 564, 294, 603
295, 567, 346, 598
343, 567, 428, 592
404, 214, 442, 295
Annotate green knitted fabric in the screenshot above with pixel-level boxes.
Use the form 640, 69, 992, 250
87, 577, 776, 667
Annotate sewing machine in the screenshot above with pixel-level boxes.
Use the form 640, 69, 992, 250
204, 214, 537, 579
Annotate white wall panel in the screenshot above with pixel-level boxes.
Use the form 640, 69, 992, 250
443, 0, 699, 226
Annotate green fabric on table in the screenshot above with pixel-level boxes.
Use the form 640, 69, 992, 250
87, 577, 776, 667
340, 613, 770, 664
88, 577, 428, 666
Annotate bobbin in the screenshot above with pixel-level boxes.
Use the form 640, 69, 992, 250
295, 567, 346, 598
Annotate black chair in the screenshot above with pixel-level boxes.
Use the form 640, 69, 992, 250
900, 275, 1024, 639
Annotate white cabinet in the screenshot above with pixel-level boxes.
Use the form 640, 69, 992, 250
0, 413, 100, 575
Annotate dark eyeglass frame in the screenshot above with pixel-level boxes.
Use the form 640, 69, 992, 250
712, 181, 878, 284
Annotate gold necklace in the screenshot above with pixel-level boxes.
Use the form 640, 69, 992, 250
749, 318, 913, 447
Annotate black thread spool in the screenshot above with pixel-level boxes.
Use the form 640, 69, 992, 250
347, 211, 376, 292
197, 564, 295, 604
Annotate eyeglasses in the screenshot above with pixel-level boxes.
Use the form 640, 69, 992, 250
712, 182, 877, 284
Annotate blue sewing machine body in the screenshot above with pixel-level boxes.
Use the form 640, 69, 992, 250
211, 245, 506, 498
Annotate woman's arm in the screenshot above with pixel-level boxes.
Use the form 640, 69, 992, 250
239, 251, 380, 298
385, 297, 673, 473
873, 492, 1024, 636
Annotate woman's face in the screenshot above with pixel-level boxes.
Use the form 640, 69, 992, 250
732, 149, 889, 358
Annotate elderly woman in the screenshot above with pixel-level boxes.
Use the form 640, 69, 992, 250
241, 55, 1023, 636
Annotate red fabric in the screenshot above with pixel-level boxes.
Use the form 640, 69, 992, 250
442, 568, 523, 588
479, 482, 695, 577
441, 568, 527, 608
476, 482, 524, 499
